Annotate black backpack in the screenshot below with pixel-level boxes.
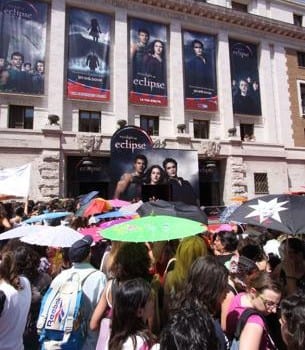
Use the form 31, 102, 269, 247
230, 308, 277, 350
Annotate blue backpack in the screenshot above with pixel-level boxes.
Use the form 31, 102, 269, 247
37, 270, 96, 350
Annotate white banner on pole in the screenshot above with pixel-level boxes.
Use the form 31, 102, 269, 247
0, 163, 31, 197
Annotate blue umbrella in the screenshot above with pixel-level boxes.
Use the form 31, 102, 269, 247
219, 204, 241, 223
23, 211, 73, 224
78, 191, 99, 206
94, 210, 133, 220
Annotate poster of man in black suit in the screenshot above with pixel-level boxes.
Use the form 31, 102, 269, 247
229, 39, 262, 115
183, 30, 217, 111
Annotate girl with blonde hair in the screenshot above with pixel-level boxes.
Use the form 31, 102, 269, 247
163, 235, 208, 317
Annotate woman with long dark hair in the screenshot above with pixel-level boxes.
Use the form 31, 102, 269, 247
108, 278, 157, 350
0, 202, 11, 233
13, 244, 51, 349
144, 165, 165, 185
146, 40, 165, 82
90, 243, 159, 348
280, 292, 305, 350
0, 251, 31, 350
169, 255, 229, 350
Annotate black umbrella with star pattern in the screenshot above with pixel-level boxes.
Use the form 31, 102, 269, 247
228, 194, 305, 235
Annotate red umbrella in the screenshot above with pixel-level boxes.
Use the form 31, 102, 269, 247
83, 198, 112, 218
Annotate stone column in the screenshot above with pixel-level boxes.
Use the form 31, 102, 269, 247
259, 41, 278, 144
113, 8, 128, 127
224, 155, 247, 204
169, 21, 185, 134
47, 0, 66, 128
217, 31, 234, 139
38, 150, 61, 200
272, 43, 293, 147
38, 127, 63, 200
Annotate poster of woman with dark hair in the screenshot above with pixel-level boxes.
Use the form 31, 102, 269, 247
0, 0, 47, 95
183, 30, 217, 111
67, 8, 111, 101
229, 39, 262, 115
129, 18, 167, 106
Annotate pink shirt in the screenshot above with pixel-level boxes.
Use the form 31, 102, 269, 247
226, 293, 269, 350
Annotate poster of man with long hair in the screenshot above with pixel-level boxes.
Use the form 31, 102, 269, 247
229, 39, 261, 115
129, 18, 167, 106
0, 0, 47, 94
183, 30, 217, 111
67, 8, 111, 101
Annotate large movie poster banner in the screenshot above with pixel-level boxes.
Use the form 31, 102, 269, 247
110, 126, 199, 205
0, 0, 47, 94
129, 18, 167, 106
67, 8, 111, 101
229, 39, 261, 115
183, 30, 217, 111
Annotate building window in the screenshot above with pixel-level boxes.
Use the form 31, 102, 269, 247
254, 173, 269, 194
8, 105, 33, 129
240, 123, 254, 141
140, 115, 159, 136
297, 81, 305, 118
194, 120, 209, 139
297, 52, 305, 67
79, 110, 101, 132
293, 14, 303, 27
232, 1, 248, 12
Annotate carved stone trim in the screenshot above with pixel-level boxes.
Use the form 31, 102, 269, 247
199, 140, 221, 158
76, 134, 103, 153
152, 138, 166, 148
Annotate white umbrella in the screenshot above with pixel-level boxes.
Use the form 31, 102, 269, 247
119, 200, 143, 215
20, 226, 83, 248
0, 225, 42, 241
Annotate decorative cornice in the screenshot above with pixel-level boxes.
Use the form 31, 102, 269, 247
129, 0, 305, 41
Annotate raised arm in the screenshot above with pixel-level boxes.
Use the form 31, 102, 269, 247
90, 280, 112, 331
113, 173, 132, 199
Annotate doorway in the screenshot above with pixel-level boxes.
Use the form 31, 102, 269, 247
66, 156, 111, 198
198, 160, 222, 206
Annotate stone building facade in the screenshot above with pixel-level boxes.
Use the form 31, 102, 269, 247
0, 0, 305, 205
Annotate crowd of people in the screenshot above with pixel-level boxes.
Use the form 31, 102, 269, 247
0, 196, 305, 350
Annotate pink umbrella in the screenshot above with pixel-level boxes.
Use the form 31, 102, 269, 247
107, 199, 131, 208
79, 227, 102, 243
98, 217, 134, 230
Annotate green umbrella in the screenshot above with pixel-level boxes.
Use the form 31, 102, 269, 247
99, 215, 207, 242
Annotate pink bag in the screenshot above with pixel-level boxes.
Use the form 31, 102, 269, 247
95, 317, 111, 350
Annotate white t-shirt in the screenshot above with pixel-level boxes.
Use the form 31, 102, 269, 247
0, 276, 31, 350
105, 335, 159, 350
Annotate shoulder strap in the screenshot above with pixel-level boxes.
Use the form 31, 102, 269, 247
64, 269, 97, 338
0, 290, 6, 317
234, 308, 265, 340
80, 268, 97, 285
